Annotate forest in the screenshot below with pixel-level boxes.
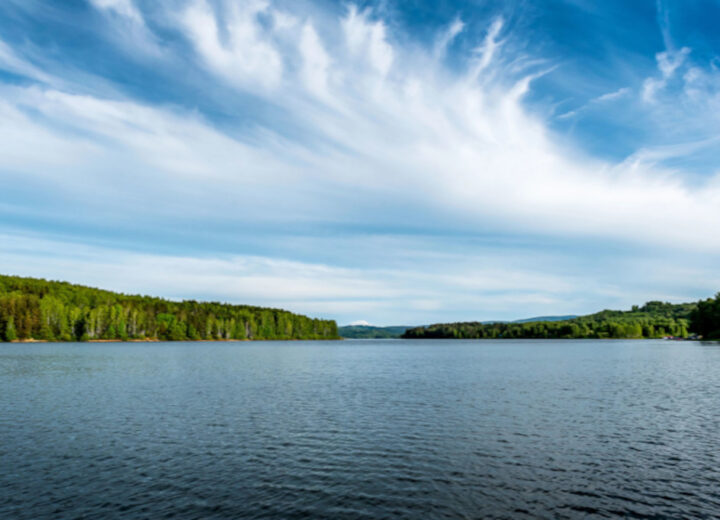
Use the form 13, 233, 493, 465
338, 325, 411, 338
0, 275, 339, 342
690, 294, 720, 339
403, 300, 713, 339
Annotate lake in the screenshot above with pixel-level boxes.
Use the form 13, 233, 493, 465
1, 339, 719, 519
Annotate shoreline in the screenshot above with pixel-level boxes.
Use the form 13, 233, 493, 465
4, 337, 343, 343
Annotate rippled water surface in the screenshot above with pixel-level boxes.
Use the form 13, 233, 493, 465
2, 340, 720, 519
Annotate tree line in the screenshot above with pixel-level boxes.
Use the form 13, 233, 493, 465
690, 294, 720, 339
403, 299, 715, 339
0, 275, 339, 342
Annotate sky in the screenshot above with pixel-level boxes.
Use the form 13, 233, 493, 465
0, 0, 719, 326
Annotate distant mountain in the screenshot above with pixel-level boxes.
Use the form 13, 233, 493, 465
513, 315, 578, 323
473, 315, 577, 324
339, 325, 412, 338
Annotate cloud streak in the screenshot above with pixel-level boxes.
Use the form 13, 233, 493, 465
181, 0, 283, 91
5, 231, 714, 325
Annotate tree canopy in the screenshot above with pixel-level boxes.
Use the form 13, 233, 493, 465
338, 325, 410, 338
0, 275, 338, 342
403, 300, 701, 340
689, 293, 720, 340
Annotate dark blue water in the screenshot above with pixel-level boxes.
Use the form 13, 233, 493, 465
2, 340, 720, 519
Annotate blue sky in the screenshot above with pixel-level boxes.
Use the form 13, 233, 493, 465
1, 0, 719, 325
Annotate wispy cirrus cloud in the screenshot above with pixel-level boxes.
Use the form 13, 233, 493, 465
642, 46, 690, 103
181, 0, 284, 91
556, 87, 631, 120
434, 17, 464, 59
0, 38, 54, 84
89, 0, 143, 22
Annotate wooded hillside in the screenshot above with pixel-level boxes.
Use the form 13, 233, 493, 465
0, 275, 339, 342
403, 300, 701, 339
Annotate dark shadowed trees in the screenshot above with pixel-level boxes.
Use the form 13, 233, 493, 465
690, 294, 720, 339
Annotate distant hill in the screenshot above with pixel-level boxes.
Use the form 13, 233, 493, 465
339, 325, 412, 338
478, 315, 579, 324
403, 301, 698, 340
513, 315, 578, 323
0, 274, 339, 342
340, 316, 577, 338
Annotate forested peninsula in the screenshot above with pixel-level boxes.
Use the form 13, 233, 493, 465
403, 296, 720, 340
0, 275, 339, 342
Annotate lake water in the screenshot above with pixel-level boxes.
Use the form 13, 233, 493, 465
1, 339, 720, 519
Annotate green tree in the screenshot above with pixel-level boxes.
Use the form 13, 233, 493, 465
0, 274, 339, 342
4, 316, 17, 341
690, 293, 720, 339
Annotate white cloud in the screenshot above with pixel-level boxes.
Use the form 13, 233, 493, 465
1, 86, 276, 181
299, 23, 331, 98
434, 17, 464, 59
0, 92, 103, 172
642, 47, 691, 103
595, 87, 631, 103
342, 6, 394, 77
181, 0, 283, 91
0, 39, 53, 84
622, 136, 720, 167
272, 10, 298, 31
469, 17, 504, 81
683, 65, 720, 109
556, 87, 630, 120
87, 0, 166, 58
89, 0, 142, 22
